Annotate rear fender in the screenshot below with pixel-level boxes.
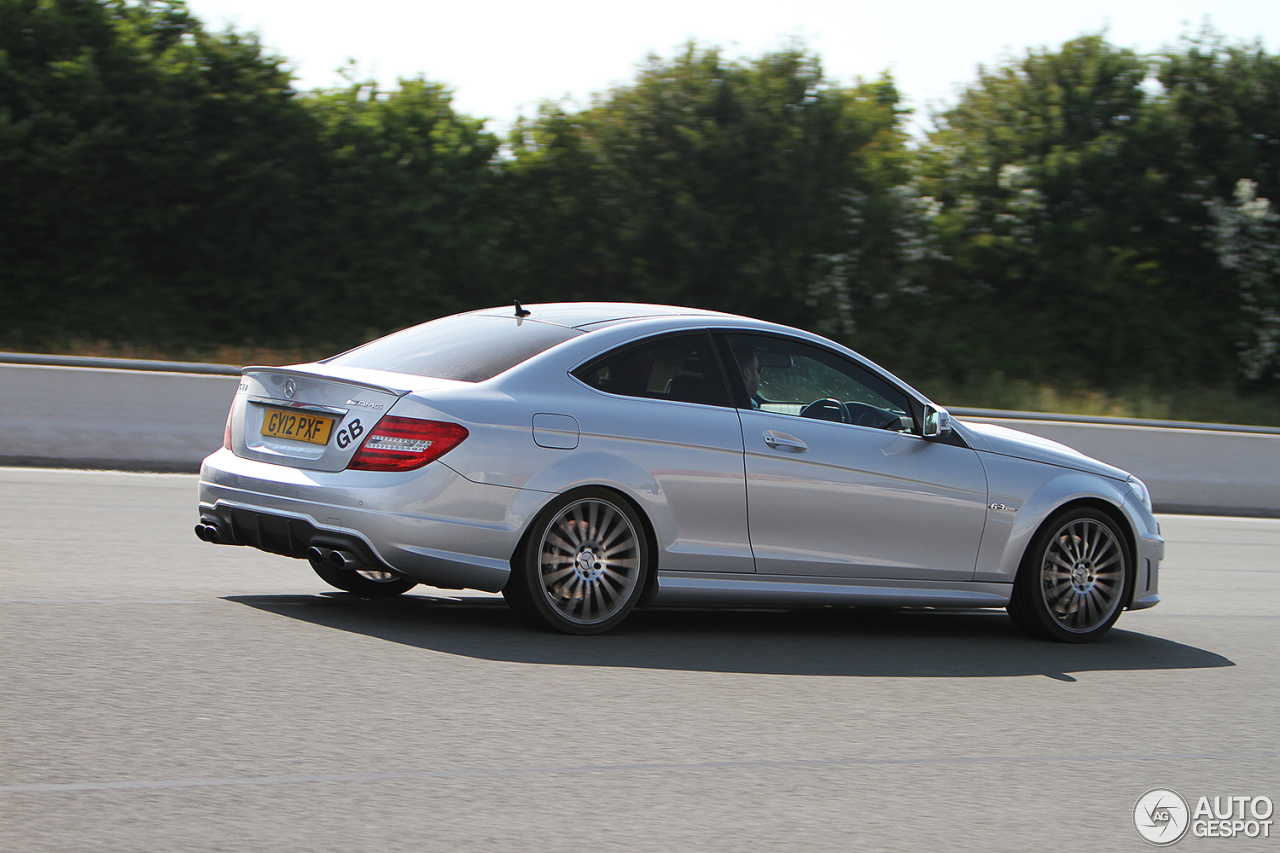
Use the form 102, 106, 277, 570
504, 451, 672, 556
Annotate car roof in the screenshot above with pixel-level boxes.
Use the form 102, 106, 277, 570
464, 302, 738, 330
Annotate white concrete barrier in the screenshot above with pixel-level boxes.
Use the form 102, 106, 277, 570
0, 363, 239, 472
957, 415, 1280, 517
1, 357, 1276, 515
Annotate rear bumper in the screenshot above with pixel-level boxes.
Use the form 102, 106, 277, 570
197, 447, 541, 592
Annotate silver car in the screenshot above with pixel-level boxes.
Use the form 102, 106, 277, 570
197, 302, 1163, 641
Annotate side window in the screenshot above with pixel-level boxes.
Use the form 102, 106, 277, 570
573, 333, 729, 407
724, 334, 915, 432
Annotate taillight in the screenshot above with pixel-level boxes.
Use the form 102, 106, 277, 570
347, 416, 469, 472
223, 406, 234, 450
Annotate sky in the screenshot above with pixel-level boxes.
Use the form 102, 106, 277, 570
181, 0, 1280, 134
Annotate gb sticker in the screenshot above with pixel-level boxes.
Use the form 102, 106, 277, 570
335, 418, 364, 449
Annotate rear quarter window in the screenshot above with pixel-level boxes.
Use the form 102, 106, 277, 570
573, 332, 729, 407
324, 315, 581, 381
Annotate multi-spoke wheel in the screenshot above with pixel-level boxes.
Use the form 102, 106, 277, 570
505, 489, 650, 634
1008, 508, 1131, 642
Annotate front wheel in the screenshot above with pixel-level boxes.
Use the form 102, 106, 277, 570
506, 489, 650, 634
1008, 508, 1131, 643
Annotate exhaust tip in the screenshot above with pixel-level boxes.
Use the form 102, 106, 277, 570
307, 546, 331, 570
195, 523, 222, 544
329, 549, 359, 571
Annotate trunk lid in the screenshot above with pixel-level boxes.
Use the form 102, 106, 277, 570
230, 366, 459, 472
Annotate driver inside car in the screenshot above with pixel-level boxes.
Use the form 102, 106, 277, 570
733, 344, 764, 409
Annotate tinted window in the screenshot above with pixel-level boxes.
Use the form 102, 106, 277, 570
325, 315, 581, 381
574, 333, 729, 407
725, 333, 914, 432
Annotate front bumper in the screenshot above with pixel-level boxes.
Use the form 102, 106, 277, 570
1128, 530, 1165, 610
198, 447, 543, 592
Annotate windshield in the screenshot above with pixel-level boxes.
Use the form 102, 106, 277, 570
324, 315, 581, 381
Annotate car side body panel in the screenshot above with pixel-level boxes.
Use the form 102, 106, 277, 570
738, 409, 989, 581
513, 393, 753, 575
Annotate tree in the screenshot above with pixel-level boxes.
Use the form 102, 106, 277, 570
1159, 33, 1280, 389
303, 75, 503, 339
1206, 179, 1280, 383
503, 45, 910, 333
0, 0, 330, 346
910, 35, 1232, 389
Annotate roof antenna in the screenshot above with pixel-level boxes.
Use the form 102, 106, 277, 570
513, 300, 532, 318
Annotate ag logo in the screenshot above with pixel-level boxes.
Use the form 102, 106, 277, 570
1135, 788, 1190, 845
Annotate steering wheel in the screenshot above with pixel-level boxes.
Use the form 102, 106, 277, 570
799, 398, 849, 423
845, 402, 884, 428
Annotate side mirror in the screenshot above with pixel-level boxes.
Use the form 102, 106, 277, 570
923, 405, 952, 439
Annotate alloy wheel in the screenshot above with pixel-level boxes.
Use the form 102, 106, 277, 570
537, 498, 643, 626
1040, 517, 1126, 633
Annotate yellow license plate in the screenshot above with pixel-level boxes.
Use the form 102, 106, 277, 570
261, 409, 335, 445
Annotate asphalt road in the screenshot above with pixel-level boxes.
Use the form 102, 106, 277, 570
1, 468, 1276, 852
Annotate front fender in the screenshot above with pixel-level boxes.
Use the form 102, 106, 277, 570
973, 454, 1136, 584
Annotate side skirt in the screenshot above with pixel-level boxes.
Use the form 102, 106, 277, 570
653, 572, 1012, 609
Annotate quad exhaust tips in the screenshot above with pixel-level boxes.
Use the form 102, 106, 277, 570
194, 518, 372, 575
306, 546, 364, 572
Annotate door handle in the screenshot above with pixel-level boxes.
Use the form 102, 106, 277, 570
763, 431, 807, 452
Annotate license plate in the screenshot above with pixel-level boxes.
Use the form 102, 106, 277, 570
261, 409, 335, 445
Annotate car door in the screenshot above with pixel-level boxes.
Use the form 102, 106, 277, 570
722, 333, 989, 581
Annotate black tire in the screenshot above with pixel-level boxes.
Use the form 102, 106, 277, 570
311, 561, 418, 597
1008, 508, 1131, 643
501, 578, 541, 624
506, 488, 651, 635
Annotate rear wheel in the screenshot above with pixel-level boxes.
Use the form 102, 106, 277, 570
311, 562, 418, 597
506, 489, 650, 634
1008, 508, 1130, 642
